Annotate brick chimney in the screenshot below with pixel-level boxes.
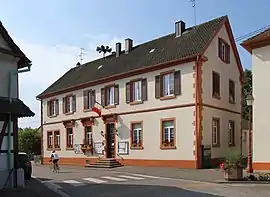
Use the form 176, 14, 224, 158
125, 38, 133, 54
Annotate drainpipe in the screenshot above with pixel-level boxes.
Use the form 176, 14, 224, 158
7, 63, 31, 172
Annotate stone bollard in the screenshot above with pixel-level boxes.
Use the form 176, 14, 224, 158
17, 168, 25, 188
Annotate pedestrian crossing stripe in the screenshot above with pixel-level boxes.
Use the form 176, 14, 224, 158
83, 177, 108, 184
63, 180, 86, 186
101, 176, 127, 181
118, 175, 145, 180
129, 173, 160, 179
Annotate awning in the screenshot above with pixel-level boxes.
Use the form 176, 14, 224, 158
0, 96, 35, 117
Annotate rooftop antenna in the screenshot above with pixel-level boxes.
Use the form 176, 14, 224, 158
190, 0, 196, 26
78, 48, 84, 64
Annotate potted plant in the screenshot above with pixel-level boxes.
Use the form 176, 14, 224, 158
220, 152, 244, 181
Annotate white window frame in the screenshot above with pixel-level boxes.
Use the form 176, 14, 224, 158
212, 119, 218, 145
133, 81, 142, 101
163, 73, 174, 96
163, 122, 174, 143
51, 100, 56, 116
85, 126, 92, 145
55, 133, 60, 147
48, 133, 53, 147
132, 124, 142, 145
67, 128, 73, 147
228, 121, 234, 145
108, 86, 115, 105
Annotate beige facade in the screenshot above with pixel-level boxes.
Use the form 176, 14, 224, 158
41, 22, 243, 169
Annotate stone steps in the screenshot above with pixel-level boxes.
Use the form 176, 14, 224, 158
85, 158, 123, 168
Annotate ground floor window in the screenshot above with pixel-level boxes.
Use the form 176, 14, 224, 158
161, 119, 175, 148
54, 130, 60, 149
66, 128, 73, 148
47, 131, 53, 149
84, 126, 92, 145
228, 120, 235, 146
131, 122, 143, 149
212, 118, 220, 147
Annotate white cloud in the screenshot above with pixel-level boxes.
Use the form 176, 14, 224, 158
16, 34, 125, 128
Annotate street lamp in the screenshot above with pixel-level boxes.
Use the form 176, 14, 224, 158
246, 93, 254, 173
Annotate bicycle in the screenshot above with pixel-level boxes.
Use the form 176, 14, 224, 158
50, 160, 60, 173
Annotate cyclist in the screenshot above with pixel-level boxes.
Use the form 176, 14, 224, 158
50, 150, 59, 171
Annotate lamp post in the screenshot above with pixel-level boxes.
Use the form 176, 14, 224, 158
246, 93, 254, 173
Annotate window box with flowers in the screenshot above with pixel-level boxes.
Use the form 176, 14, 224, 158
220, 153, 244, 181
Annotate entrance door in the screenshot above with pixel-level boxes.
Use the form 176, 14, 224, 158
106, 123, 115, 158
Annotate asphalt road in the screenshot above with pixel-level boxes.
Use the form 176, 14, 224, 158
33, 165, 270, 197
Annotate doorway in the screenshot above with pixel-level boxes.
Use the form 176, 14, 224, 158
106, 123, 115, 158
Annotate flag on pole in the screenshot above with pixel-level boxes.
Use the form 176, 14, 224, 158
92, 100, 103, 117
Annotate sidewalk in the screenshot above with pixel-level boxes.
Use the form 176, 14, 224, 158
0, 178, 61, 197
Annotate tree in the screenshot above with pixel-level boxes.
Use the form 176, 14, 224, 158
18, 127, 41, 155
96, 45, 112, 59
242, 69, 252, 121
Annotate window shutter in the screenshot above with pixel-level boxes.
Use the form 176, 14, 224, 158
114, 84, 119, 105
72, 95, 76, 112
101, 88, 105, 107
90, 90, 96, 108
47, 101, 50, 117
155, 75, 161, 99
227, 44, 230, 63
142, 78, 147, 101
174, 70, 181, 95
217, 120, 220, 145
83, 91, 89, 109
130, 81, 134, 102
62, 97, 66, 114
126, 82, 130, 103
218, 38, 222, 58
56, 99, 59, 115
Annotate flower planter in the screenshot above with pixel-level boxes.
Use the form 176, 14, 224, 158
224, 167, 243, 181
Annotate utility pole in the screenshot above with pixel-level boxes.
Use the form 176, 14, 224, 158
190, 0, 196, 26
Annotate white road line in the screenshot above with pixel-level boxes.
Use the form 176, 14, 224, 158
129, 173, 160, 179
101, 176, 127, 181
63, 180, 85, 187
83, 177, 108, 184
118, 175, 145, 180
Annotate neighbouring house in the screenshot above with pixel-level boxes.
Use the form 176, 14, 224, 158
241, 28, 270, 171
241, 119, 251, 157
0, 21, 35, 189
37, 15, 243, 169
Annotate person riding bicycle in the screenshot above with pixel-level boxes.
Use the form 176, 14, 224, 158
50, 150, 59, 171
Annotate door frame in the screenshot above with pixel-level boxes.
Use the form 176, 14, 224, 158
105, 121, 116, 158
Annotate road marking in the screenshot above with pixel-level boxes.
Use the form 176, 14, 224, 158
101, 176, 127, 181
118, 175, 145, 180
63, 180, 85, 187
83, 177, 108, 184
129, 173, 160, 179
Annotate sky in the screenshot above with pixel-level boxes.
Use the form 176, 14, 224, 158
0, 0, 269, 128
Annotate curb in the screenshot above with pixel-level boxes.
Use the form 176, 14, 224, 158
32, 176, 70, 197
215, 180, 270, 184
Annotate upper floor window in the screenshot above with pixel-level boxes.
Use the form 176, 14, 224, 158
218, 38, 230, 63
130, 122, 143, 149
229, 79, 235, 103
212, 71, 220, 99
101, 84, 119, 107
155, 70, 181, 99
228, 120, 235, 146
161, 119, 175, 149
126, 79, 147, 104
47, 131, 53, 149
66, 127, 73, 149
54, 130, 60, 149
212, 118, 220, 147
83, 90, 95, 110
47, 99, 59, 117
63, 95, 76, 114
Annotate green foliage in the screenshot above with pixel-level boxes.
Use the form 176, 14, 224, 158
18, 127, 41, 155
242, 69, 252, 121
221, 152, 244, 170
96, 45, 112, 58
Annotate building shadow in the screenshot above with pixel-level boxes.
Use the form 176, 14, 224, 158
55, 181, 225, 197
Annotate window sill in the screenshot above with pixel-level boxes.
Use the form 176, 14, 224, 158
48, 115, 57, 118
212, 144, 220, 148
66, 147, 74, 150
54, 147, 61, 151
130, 101, 143, 105
212, 95, 221, 100
47, 148, 54, 151
160, 146, 176, 150
83, 108, 92, 112
160, 95, 176, 100
130, 146, 144, 150
64, 112, 75, 116
105, 105, 116, 109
